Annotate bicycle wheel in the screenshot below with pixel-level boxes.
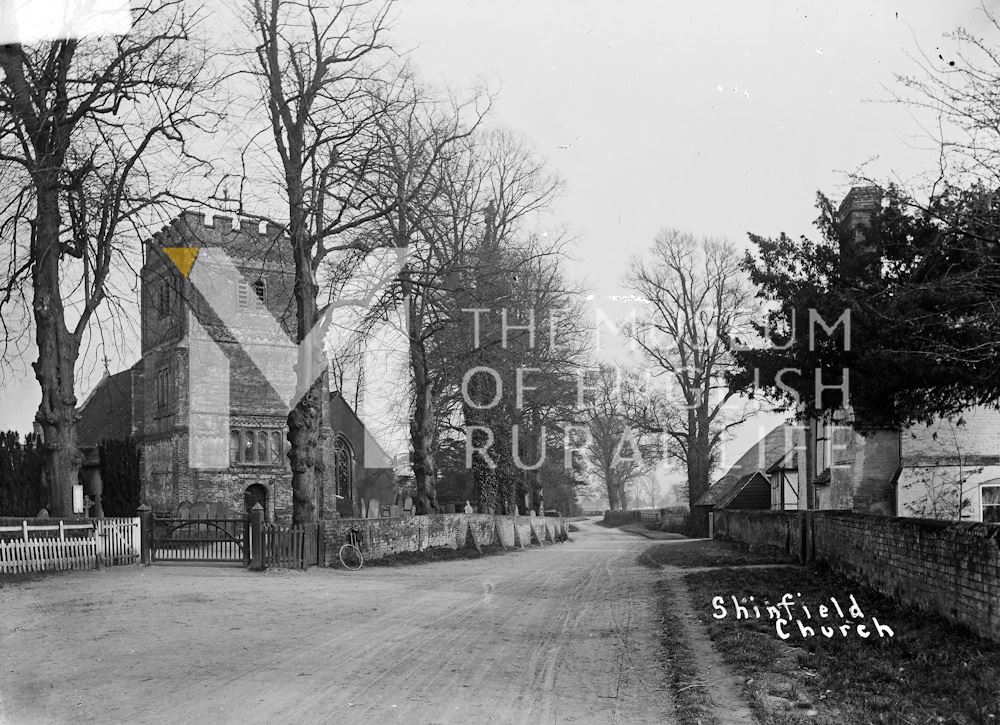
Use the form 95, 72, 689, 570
339, 543, 363, 570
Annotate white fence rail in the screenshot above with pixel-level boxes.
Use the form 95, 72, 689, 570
0, 518, 140, 574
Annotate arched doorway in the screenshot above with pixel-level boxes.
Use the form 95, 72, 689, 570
334, 435, 355, 517
244, 484, 268, 519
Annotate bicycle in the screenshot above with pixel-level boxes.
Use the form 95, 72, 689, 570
338, 524, 364, 570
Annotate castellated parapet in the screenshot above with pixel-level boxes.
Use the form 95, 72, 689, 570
150, 210, 291, 265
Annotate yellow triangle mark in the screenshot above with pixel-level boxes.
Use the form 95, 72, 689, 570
163, 247, 199, 278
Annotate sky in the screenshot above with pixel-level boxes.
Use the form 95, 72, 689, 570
388, 0, 995, 469
0, 0, 994, 477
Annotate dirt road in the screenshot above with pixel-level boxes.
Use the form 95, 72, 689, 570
0, 519, 675, 724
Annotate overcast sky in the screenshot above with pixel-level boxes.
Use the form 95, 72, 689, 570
0, 0, 992, 469
391, 0, 992, 465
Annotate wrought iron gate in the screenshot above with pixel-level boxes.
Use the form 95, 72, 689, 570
151, 517, 249, 564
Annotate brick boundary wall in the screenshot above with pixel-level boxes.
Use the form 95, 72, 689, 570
714, 509, 1000, 642
321, 513, 566, 565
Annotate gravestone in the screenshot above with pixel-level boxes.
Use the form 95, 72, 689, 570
380, 504, 391, 518
367, 498, 380, 519
190, 501, 209, 519
389, 504, 401, 518
176, 500, 192, 519
403, 496, 413, 517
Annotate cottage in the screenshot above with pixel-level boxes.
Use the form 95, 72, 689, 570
712, 188, 1000, 524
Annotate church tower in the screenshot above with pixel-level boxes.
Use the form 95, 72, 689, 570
137, 211, 307, 519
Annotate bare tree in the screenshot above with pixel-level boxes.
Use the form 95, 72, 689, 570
626, 230, 756, 523
375, 87, 488, 514
0, 1, 215, 515
632, 472, 661, 509
366, 127, 567, 514
242, 0, 398, 524
895, 8, 1000, 191
451, 131, 571, 515
317, 80, 490, 514
582, 363, 659, 511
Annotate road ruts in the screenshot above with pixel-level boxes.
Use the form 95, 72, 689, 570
0, 519, 675, 724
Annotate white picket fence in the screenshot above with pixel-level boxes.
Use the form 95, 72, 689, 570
95, 518, 141, 566
0, 517, 140, 574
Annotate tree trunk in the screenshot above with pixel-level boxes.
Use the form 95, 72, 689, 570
605, 466, 621, 510
33, 185, 82, 517
403, 276, 438, 515
410, 347, 438, 514
685, 412, 713, 536
287, 209, 320, 525
528, 407, 543, 514
287, 380, 321, 524
469, 418, 498, 513
493, 425, 515, 514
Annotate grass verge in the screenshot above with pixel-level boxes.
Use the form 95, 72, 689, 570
656, 579, 717, 725
684, 565, 1000, 724
356, 543, 513, 568
643, 539, 796, 569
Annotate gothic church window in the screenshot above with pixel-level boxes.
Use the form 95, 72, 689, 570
334, 435, 354, 501
155, 367, 170, 412
229, 428, 285, 467
271, 431, 282, 464
230, 430, 242, 463
257, 431, 268, 462
157, 282, 171, 318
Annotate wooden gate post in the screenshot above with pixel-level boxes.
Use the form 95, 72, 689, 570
138, 504, 153, 565
242, 517, 251, 567
250, 504, 265, 571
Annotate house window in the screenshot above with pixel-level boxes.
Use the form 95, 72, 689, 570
982, 485, 1000, 523
814, 419, 829, 477
155, 367, 170, 411
253, 279, 267, 305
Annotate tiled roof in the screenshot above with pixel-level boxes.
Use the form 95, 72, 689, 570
714, 471, 771, 509
76, 366, 138, 446
694, 422, 793, 507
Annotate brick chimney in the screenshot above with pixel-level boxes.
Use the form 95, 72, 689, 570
837, 186, 882, 278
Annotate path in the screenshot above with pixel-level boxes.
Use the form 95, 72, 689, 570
0, 519, 676, 724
